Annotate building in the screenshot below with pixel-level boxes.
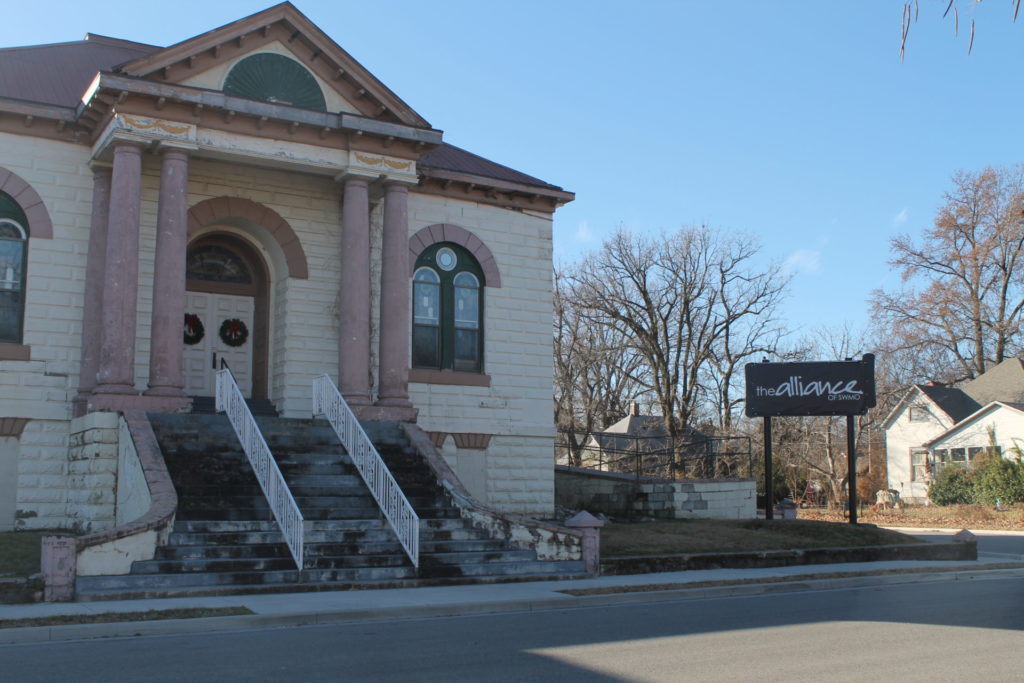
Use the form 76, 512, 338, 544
0, 2, 573, 533
884, 358, 1024, 502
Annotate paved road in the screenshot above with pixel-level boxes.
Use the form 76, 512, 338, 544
905, 529, 1024, 558
2, 576, 1022, 682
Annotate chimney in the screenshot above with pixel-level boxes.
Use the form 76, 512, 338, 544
629, 401, 639, 416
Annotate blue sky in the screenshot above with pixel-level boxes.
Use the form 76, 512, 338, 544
4, 1, 1023, 339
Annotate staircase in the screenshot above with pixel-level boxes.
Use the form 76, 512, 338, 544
75, 413, 585, 600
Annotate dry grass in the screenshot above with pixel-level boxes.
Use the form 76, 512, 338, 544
601, 518, 917, 557
799, 504, 1024, 530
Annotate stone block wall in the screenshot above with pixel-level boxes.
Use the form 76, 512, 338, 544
555, 466, 756, 520
64, 412, 120, 533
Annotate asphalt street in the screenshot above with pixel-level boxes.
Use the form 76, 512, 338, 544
2, 575, 1021, 682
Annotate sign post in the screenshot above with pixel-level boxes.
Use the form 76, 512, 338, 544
745, 354, 875, 524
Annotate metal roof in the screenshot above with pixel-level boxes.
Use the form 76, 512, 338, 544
0, 35, 158, 108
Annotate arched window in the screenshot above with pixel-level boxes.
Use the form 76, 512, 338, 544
223, 53, 327, 112
0, 191, 28, 344
412, 243, 484, 373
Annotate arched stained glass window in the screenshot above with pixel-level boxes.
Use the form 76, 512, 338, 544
186, 244, 253, 285
223, 53, 327, 112
0, 191, 28, 344
412, 243, 484, 373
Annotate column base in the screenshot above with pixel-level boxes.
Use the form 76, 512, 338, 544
343, 393, 373, 408
88, 393, 192, 414
375, 396, 414, 408
144, 385, 187, 398
353, 404, 419, 423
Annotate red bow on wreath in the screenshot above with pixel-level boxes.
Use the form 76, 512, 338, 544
219, 318, 249, 347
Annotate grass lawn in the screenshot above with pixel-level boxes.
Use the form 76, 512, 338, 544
601, 518, 919, 557
0, 531, 58, 578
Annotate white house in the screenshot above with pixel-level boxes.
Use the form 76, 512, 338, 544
885, 358, 1024, 502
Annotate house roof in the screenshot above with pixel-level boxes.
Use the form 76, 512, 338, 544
922, 401, 1024, 448
881, 384, 980, 429
963, 357, 1024, 406
0, 35, 158, 109
918, 385, 981, 423
419, 143, 564, 192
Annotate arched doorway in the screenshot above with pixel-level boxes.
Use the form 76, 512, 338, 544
183, 234, 270, 399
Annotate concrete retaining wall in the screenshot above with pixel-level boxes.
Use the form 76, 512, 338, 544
556, 465, 756, 520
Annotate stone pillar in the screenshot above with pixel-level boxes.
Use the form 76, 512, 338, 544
339, 176, 371, 406
93, 141, 144, 397
74, 166, 112, 409
145, 148, 189, 399
566, 511, 605, 576
376, 182, 413, 409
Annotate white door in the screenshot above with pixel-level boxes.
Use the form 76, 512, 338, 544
183, 291, 255, 397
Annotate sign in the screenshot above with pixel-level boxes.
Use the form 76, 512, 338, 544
744, 354, 876, 417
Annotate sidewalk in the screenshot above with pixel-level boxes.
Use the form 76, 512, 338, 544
3, 556, 1022, 645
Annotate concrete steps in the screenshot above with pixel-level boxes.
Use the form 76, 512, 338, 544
73, 413, 586, 600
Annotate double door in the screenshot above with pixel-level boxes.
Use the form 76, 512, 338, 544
183, 291, 254, 397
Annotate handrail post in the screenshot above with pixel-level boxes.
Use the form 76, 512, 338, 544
215, 368, 304, 569
312, 374, 419, 567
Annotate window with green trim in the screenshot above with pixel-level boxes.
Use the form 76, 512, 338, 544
412, 243, 484, 373
223, 53, 327, 111
0, 191, 28, 344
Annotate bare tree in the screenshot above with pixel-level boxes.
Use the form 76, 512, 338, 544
871, 166, 1024, 383
563, 226, 788, 445
554, 267, 645, 465
901, 0, 1021, 59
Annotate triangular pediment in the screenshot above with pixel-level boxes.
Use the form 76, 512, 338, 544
117, 2, 428, 128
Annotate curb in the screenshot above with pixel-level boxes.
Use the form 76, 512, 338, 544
3, 566, 1023, 645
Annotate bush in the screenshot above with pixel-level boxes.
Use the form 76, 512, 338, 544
973, 455, 1024, 505
928, 466, 975, 505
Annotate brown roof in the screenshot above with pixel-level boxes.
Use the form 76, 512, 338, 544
419, 143, 564, 191
0, 35, 159, 108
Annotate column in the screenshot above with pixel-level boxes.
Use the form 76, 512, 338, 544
93, 141, 144, 396
376, 182, 412, 408
339, 176, 371, 406
145, 147, 189, 397
75, 165, 111, 401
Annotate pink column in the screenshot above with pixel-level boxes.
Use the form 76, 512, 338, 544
376, 182, 412, 408
75, 166, 112, 402
93, 141, 144, 396
339, 176, 371, 406
145, 148, 189, 397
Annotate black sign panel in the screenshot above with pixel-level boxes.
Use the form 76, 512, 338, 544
745, 354, 876, 417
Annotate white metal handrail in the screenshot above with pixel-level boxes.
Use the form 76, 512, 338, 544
216, 369, 305, 569
313, 374, 419, 567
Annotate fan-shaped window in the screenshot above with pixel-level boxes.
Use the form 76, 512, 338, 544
0, 191, 28, 344
223, 53, 327, 111
412, 243, 484, 373
186, 244, 253, 285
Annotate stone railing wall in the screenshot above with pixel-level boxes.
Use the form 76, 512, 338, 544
42, 410, 177, 601
402, 424, 592, 569
555, 465, 756, 520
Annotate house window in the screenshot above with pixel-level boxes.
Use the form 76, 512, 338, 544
0, 191, 29, 344
223, 53, 327, 112
909, 406, 930, 422
910, 448, 928, 482
412, 243, 483, 373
